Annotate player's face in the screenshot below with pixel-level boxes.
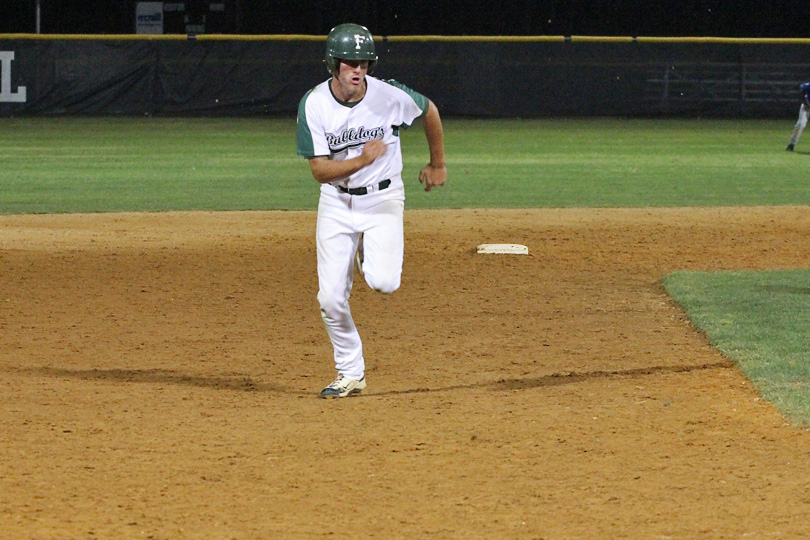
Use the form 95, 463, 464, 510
333, 59, 369, 102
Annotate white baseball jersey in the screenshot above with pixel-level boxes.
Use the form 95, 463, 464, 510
296, 75, 429, 191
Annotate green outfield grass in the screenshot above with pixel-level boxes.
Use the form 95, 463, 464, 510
0, 116, 805, 213
664, 270, 810, 426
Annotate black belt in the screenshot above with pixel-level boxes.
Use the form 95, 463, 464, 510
337, 179, 391, 195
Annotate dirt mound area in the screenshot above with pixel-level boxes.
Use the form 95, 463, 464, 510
2, 207, 810, 539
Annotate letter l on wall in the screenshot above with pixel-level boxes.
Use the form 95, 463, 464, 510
0, 51, 27, 103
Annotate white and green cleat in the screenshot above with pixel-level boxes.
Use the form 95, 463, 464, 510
320, 374, 366, 398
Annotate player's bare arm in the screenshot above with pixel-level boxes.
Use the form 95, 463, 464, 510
418, 100, 447, 192
308, 139, 387, 183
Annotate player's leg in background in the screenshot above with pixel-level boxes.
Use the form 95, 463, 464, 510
315, 192, 365, 380
356, 196, 404, 294
788, 103, 809, 150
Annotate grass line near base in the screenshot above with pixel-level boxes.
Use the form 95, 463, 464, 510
0, 116, 807, 214
663, 270, 810, 426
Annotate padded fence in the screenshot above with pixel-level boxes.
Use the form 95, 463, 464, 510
1, 35, 809, 117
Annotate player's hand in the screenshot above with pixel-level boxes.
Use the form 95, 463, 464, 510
419, 163, 447, 192
361, 139, 387, 165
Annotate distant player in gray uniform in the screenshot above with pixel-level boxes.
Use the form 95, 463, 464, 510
786, 82, 810, 151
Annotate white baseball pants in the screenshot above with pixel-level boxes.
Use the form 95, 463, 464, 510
790, 103, 810, 146
316, 181, 405, 380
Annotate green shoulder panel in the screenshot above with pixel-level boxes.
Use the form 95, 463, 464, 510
383, 79, 429, 117
296, 88, 315, 157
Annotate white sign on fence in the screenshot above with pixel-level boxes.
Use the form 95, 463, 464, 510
136, 2, 164, 34
0, 51, 26, 103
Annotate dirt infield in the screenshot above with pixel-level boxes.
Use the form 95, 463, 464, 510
2, 207, 810, 539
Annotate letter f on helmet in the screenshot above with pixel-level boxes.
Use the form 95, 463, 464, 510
324, 23, 377, 73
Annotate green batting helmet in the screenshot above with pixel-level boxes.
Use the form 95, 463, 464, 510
324, 23, 377, 73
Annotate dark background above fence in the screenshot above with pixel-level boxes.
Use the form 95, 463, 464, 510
1, 1, 808, 38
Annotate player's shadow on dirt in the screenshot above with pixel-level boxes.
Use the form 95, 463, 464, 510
375, 360, 733, 395
482, 361, 732, 392
19, 361, 733, 396
20, 366, 296, 394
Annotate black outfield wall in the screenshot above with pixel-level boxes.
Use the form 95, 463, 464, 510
0, 36, 808, 118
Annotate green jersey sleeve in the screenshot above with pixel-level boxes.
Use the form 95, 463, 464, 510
296, 89, 316, 158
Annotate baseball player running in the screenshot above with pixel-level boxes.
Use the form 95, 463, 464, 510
787, 82, 810, 151
296, 23, 447, 398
